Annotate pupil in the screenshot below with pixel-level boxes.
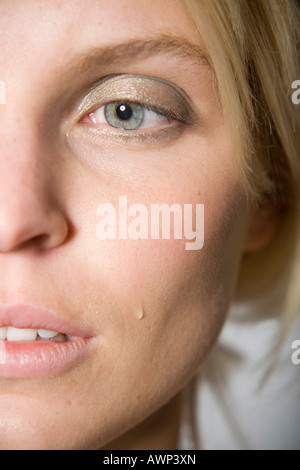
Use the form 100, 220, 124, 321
116, 104, 132, 121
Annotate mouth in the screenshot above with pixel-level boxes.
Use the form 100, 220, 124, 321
0, 303, 95, 379
0, 327, 70, 342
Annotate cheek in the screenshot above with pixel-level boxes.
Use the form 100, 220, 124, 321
75, 177, 248, 394
53, 119, 249, 435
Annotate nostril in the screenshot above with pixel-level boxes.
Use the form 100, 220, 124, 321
0, 209, 69, 253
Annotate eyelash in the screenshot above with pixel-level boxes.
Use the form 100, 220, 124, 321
73, 74, 196, 145
81, 101, 182, 134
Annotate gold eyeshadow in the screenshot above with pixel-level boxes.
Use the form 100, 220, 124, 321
77, 74, 196, 126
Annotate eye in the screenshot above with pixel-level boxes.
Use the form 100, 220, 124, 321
75, 74, 196, 145
87, 101, 170, 131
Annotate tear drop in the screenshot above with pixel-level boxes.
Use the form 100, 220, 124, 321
136, 308, 144, 320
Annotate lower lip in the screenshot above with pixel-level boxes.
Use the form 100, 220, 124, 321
0, 337, 93, 379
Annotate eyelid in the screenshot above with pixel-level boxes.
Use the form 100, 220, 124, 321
76, 74, 195, 125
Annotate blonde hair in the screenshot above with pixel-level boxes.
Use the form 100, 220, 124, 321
184, 0, 300, 337
178, 2, 300, 448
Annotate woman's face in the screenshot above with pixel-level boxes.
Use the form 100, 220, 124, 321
0, 0, 252, 449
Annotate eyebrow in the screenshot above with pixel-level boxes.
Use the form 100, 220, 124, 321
66, 35, 209, 77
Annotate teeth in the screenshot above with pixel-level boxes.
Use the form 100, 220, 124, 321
0, 327, 69, 341
7, 327, 37, 341
37, 329, 59, 339
0, 327, 7, 340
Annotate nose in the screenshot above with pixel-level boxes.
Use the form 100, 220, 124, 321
0, 125, 69, 253
0, 204, 69, 253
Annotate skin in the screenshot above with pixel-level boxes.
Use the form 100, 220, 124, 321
0, 0, 274, 449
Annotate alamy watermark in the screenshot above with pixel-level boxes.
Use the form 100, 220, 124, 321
291, 80, 300, 105
96, 196, 204, 250
291, 339, 300, 365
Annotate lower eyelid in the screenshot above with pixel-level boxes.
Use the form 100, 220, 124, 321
76, 121, 186, 146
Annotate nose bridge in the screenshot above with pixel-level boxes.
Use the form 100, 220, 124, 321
0, 105, 48, 208
0, 100, 68, 252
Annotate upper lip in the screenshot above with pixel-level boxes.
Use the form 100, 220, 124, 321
0, 303, 93, 338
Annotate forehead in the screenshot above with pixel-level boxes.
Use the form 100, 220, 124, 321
0, 0, 201, 54
0, 0, 209, 109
